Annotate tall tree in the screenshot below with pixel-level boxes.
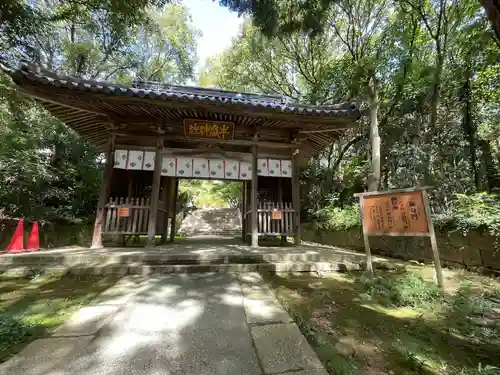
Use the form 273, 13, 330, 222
0, 2, 199, 222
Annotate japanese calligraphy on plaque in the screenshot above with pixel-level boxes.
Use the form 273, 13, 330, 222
183, 119, 234, 140
271, 210, 282, 220
118, 207, 130, 217
355, 188, 443, 287
362, 191, 429, 234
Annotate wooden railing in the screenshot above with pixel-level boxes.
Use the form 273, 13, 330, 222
103, 197, 151, 234
246, 202, 295, 236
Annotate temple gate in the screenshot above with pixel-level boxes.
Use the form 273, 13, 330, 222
1, 60, 361, 248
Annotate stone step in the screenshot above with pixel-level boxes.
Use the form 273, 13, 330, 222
178, 208, 242, 237
0, 261, 363, 277
0, 252, 364, 267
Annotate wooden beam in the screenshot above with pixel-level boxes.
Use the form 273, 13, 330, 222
112, 131, 295, 149
91, 134, 116, 249
251, 144, 259, 248
169, 178, 179, 242
17, 86, 110, 117
292, 149, 301, 245
298, 128, 344, 134
146, 138, 164, 247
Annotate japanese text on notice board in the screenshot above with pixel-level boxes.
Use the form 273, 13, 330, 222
362, 191, 429, 234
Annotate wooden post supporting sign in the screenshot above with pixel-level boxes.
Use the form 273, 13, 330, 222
354, 187, 443, 288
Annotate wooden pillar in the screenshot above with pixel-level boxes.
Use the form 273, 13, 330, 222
160, 176, 170, 244
278, 177, 286, 244
146, 138, 163, 247
292, 151, 301, 245
246, 180, 252, 244
251, 145, 258, 248
91, 135, 116, 249
169, 178, 179, 242
241, 181, 246, 241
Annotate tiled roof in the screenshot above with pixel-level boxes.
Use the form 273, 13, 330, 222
0, 60, 360, 118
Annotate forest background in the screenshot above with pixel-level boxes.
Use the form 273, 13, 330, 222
1, 0, 500, 243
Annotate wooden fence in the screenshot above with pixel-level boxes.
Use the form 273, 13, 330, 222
103, 197, 153, 234
246, 202, 295, 236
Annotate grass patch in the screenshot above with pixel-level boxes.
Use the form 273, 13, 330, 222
356, 272, 443, 308
264, 265, 500, 375
0, 274, 121, 363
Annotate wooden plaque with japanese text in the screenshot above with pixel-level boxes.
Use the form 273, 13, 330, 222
361, 191, 429, 235
271, 210, 282, 220
118, 207, 130, 217
183, 119, 235, 141
355, 187, 443, 287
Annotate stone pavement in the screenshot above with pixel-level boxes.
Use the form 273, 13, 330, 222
0, 273, 329, 375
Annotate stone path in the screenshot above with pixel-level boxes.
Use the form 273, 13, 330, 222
0, 273, 328, 375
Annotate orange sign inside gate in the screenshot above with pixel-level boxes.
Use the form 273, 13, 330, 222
271, 210, 282, 220
361, 191, 429, 234
118, 207, 130, 217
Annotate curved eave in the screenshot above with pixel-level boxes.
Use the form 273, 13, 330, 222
1, 62, 362, 161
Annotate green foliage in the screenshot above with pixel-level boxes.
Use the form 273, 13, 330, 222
433, 193, 500, 236
359, 273, 443, 308
442, 284, 500, 343
210, 0, 500, 224
313, 204, 361, 231
0, 2, 199, 224
453, 194, 500, 234
0, 313, 38, 353
179, 180, 241, 209
472, 364, 500, 375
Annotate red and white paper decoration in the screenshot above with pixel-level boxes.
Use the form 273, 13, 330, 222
143, 151, 155, 171
224, 160, 239, 179
161, 156, 176, 176
113, 150, 292, 179
239, 161, 252, 180
176, 157, 193, 177
114, 150, 128, 169
209, 159, 225, 179
127, 151, 144, 170
268, 159, 282, 177
281, 160, 292, 177
257, 159, 269, 176
193, 158, 209, 178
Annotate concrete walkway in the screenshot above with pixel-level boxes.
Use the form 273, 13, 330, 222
0, 273, 328, 375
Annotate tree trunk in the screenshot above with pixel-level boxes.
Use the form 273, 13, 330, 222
482, 0, 500, 46
430, 48, 444, 130
367, 76, 381, 191
478, 140, 500, 192
462, 69, 480, 190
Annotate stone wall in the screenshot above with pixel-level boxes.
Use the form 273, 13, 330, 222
301, 224, 500, 270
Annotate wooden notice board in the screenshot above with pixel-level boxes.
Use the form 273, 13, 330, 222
183, 119, 235, 140
354, 187, 443, 287
362, 191, 428, 235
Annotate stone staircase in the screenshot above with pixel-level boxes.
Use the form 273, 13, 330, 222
178, 208, 242, 237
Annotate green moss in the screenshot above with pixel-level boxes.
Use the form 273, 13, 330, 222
0, 274, 121, 363
264, 266, 500, 375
